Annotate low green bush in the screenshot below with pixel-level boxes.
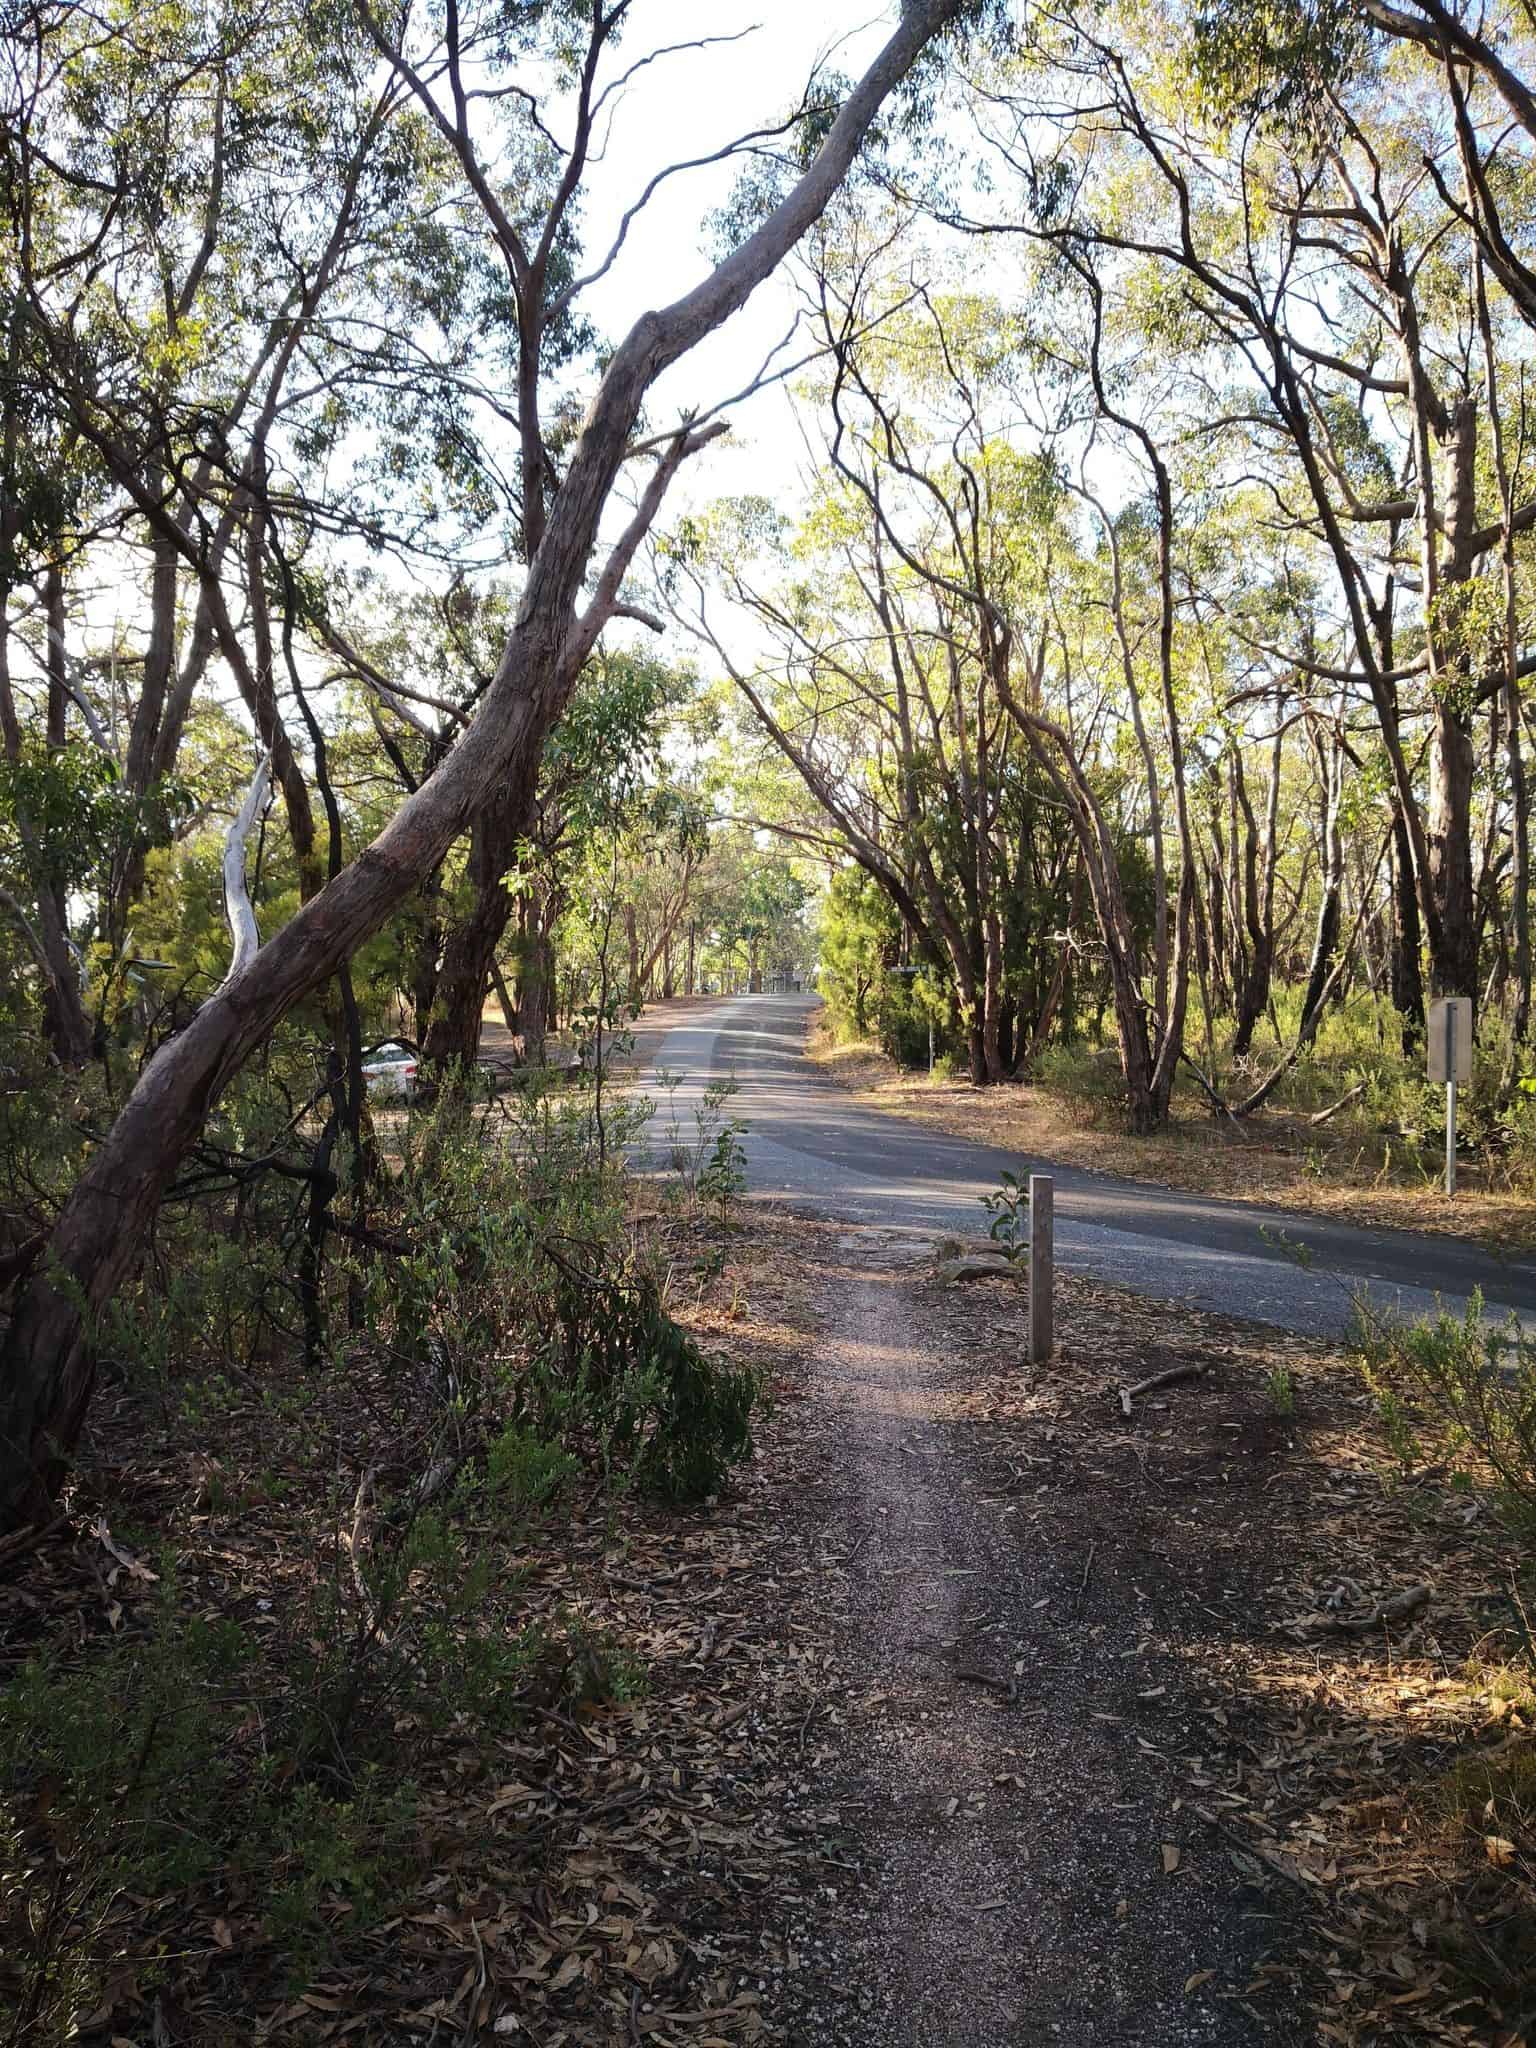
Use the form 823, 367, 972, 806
2, 1048, 755, 2035
0, 1579, 421, 2033
1357, 1295, 1536, 1655
1031, 1041, 1127, 1125
527, 1260, 759, 1502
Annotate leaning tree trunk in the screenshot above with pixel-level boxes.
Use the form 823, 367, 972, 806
0, 0, 958, 1528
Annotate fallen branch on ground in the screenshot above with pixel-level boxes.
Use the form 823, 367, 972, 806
1192, 1804, 1315, 1897
1179, 1052, 1250, 1135
1118, 1364, 1206, 1417
1313, 1583, 1431, 1634
1308, 1080, 1367, 1127
953, 1665, 1019, 1702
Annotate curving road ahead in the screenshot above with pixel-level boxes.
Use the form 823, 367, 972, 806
640, 992, 1536, 1339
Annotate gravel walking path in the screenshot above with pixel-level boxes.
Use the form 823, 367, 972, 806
773, 1226, 1311, 2046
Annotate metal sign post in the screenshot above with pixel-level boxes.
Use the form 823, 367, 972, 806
1426, 997, 1473, 1197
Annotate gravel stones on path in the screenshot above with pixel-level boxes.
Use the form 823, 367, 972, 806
768, 1224, 1310, 2047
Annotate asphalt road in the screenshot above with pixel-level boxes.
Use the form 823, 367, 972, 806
642, 991, 1536, 1339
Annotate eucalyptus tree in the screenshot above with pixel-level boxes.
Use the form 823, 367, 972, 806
681, 261, 1090, 1083
519, 650, 700, 1039
0, 0, 507, 1089
0, 0, 982, 1529
958, 0, 1535, 1025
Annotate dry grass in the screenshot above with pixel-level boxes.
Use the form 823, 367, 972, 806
809, 1022, 1536, 1252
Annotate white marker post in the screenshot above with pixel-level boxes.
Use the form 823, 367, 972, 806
1028, 1173, 1054, 1363
1427, 997, 1472, 1197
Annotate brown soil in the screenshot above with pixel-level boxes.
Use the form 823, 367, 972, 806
809, 1026, 1536, 1253
746, 1217, 1534, 2046
769, 1234, 1308, 2045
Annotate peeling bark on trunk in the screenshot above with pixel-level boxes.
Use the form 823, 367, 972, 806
32, 569, 94, 1066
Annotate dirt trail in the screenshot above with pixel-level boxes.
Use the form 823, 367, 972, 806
778, 1226, 1308, 2046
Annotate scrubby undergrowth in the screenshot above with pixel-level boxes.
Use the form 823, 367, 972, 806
0, 1060, 765, 2043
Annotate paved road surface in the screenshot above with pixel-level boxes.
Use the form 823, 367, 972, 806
640, 992, 1536, 1338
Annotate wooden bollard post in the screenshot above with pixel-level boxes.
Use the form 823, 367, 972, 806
1028, 1173, 1054, 1364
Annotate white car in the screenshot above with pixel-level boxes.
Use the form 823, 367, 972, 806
362, 1041, 420, 1099
361, 1042, 501, 1101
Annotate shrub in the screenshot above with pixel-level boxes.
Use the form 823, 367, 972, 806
1032, 1041, 1126, 1126
0, 1575, 420, 2035
1356, 1297, 1536, 1650
1357, 1297, 1536, 1535
979, 1169, 1030, 1264
0, 1040, 743, 2034
527, 1261, 759, 1502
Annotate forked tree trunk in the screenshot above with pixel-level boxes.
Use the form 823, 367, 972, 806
0, 1, 959, 1527
421, 783, 531, 1083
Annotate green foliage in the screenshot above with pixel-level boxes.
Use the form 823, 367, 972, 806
1030, 1042, 1129, 1126
877, 966, 952, 1070
543, 649, 686, 838
1357, 1297, 1536, 1569
263, 1772, 418, 1968
0, 741, 191, 896
1, 1581, 251, 1893
818, 867, 895, 1038
1188, 0, 1368, 127
527, 1263, 759, 1503
0, 1582, 421, 2021
979, 1168, 1031, 1264
698, 1117, 748, 1233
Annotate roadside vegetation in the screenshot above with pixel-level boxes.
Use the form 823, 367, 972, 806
811, 1000, 1536, 1247
0, 1051, 775, 2038
4, 0, 1536, 2039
